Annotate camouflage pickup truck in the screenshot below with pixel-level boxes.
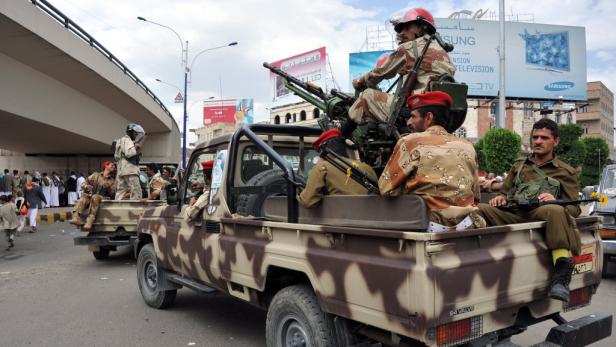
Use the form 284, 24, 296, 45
135, 124, 611, 347
73, 199, 165, 259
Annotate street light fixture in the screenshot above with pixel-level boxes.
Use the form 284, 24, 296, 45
138, 16, 238, 168
154, 78, 183, 98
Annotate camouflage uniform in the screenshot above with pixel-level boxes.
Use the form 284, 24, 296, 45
148, 174, 167, 200
477, 156, 582, 255
0, 201, 18, 249
299, 158, 377, 208
75, 171, 116, 220
185, 185, 210, 221
349, 35, 455, 124
114, 134, 141, 200
379, 125, 485, 229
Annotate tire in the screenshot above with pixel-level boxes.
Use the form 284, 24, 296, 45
602, 255, 611, 278
266, 285, 339, 347
137, 243, 177, 309
236, 169, 290, 217
92, 248, 110, 260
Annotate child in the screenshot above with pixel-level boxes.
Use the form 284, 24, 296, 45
0, 195, 19, 250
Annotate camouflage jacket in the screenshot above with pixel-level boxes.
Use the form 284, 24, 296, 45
85, 171, 116, 199
299, 158, 377, 208
499, 156, 581, 217
357, 34, 455, 94
114, 135, 140, 176
379, 125, 481, 226
148, 174, 167, 200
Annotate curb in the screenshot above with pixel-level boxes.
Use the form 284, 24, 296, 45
25, 211, 73, 225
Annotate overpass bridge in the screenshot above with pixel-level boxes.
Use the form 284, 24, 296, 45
0, 0, 180, 172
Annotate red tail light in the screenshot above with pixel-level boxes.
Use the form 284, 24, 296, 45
435, 316, 482, 346
564, 286, 592, 311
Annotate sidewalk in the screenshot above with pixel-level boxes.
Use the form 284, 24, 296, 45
27, 206, 74, 225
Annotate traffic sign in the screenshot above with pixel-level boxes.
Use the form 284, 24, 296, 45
174, 92, 184, 103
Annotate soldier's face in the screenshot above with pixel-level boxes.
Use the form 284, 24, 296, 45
531, 128, 559, 156
399, 22, 421, 41
407, 110, 430, 132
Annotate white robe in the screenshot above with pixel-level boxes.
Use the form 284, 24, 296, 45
42, 185, 51, 208
76, 176, 86, 198
49, 176, 60, 207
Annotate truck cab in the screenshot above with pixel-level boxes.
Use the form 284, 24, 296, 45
593, 164, 616, 276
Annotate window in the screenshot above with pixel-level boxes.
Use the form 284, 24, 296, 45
300, 110, 306, 121
240, 145, 319, 183
184, 150, 217, 205
313, 108, 320, 119
285, 113, 291, 123
456, 127, 467, 138
274, 115, 280, 124
293, 113, 297, 122
490, 101, 498, 116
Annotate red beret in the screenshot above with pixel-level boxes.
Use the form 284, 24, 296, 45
201, 160, 214, 170
407, 91, 453, 110
102, 160, 114, 169
312, 129, 342, 150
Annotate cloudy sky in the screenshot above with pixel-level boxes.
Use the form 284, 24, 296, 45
47, 0, 616, 143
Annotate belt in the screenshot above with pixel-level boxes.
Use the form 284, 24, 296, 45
428, 215, 474, 233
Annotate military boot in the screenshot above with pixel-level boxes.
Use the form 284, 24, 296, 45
548, 257, 575, 303
82, 215, 96, 231
70, 213, 84, 226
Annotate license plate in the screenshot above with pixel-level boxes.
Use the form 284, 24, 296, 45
573, 244, 595, 274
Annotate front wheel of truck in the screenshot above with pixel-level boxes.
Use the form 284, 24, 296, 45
137, 243, 176, 309
266, 285, 339, 347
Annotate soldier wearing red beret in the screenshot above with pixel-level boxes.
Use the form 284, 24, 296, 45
71, 160, 117, 230
379, 91, 485, 231
186, 160, 215, 221
298, 129, 377, 208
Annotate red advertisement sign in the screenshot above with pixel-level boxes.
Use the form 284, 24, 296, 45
203, 99, 237, 125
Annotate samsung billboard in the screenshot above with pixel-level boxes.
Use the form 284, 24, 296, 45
349, 19, 587, 101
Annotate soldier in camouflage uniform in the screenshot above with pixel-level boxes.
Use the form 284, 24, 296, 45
477, 118, 581, 303
0, 194, 18, 250
115, 123, 145, 200
347, 8, 455, 130
72, 160, 116, 230
379, 91, 485, 231
299, 129, 377, 208
185, 160, 213, 221
144, 163, 167, 200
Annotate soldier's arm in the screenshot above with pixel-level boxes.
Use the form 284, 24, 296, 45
298, 162, 327, 208
122, 137, 138, 158
497, 164, 518, 200
148, 178, 166, 200
379, 138, 418, 197
558, 168, 582, 217
360, 46, 410, 89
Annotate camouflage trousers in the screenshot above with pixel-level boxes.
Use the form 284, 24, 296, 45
74, 194, 108, 217
115, 175, 141, 200
348, 89, 394, 125
477, 203, 581, 255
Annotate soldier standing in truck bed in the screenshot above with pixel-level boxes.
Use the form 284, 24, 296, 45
345, 8, 454, 134
379, 91, 485, 231
115, 123, 145, 200
71, 161, 116, 230
299, 129, 377, 208
477, 118, 581, 303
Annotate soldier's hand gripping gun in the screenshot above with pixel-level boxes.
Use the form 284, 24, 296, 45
498, 198, 599, 211
319, 147, 379, 194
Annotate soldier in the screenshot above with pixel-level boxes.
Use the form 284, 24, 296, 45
0, 169, 14, 196
0, 194, 19, 250
115, 123, 145, 200
477, 118, 581, 303
71, 161, 117, 230
185, 160, 213, 221
144, 163, 167, 200
379, 91, 485, 231
299, 129, 377, 208
346, 8, 454, 132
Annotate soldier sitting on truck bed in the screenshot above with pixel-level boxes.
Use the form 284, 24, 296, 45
345, 8, 454, 134
477, 118, 581, 303
143, 163, 167, 200
379, 91, 485, 231
185, 160, 213, 221
71, 160, 116, 230
298, 129, 377, 208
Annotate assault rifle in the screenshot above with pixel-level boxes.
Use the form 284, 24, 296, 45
498, 198, 598, 211
320, 147, 379, 194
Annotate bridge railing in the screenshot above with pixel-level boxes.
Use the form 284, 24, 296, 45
30, 0, 175, 122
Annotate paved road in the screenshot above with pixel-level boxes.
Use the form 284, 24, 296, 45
0, 222, 614, 347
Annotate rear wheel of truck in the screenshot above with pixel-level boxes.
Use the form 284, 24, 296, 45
92, 248, 110, 260
266, 284, 339, 347
137, 243, 176, 309
602, 255, 611, 277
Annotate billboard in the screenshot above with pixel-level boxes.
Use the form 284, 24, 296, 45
348, 19, 586, 101
349, 50, 395, 91
268, 47, 327, 104
203, 98, 254, 125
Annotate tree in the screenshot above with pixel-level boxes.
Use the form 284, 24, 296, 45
481, 128, 522, 175
555, 124, 586, 168
474, 138, 488, 172
580, 137, 610, 187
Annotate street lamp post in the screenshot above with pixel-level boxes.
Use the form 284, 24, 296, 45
138, 16, 237, 168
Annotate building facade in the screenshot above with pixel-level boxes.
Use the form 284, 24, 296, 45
576, 81, 614, 158
269, 101, 321, 126
191, 122, 238, 147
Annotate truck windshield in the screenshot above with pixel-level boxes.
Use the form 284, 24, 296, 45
603, 168, 616, 196
241, 145, 319, 183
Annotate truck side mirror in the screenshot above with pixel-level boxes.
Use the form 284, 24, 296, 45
166, 181, 178, 205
